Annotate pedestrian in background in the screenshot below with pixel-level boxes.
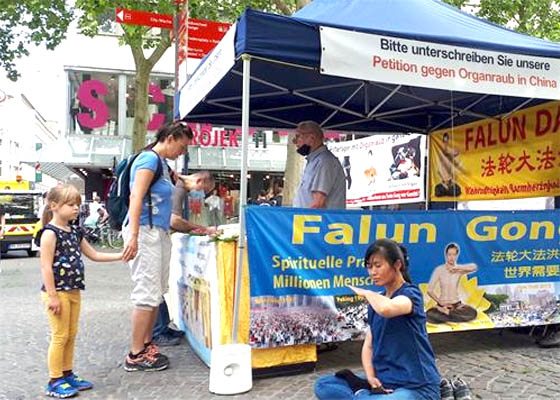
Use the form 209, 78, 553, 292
37, 184, 123, 398
204, 188, 222, 227
292, 121, 346, 209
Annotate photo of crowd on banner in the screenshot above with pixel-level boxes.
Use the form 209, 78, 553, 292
249, 295, 371, 348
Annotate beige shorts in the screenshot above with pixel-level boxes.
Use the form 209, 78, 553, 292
122, 225, 172, 310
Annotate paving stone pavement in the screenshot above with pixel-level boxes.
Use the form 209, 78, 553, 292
2, 251, 560, 399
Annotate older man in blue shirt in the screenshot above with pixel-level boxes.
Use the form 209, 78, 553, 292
293, 121, 346, 209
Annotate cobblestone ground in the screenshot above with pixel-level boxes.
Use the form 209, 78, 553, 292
2, 252, 560, 399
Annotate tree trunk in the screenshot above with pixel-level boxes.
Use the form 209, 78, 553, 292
132, 65, 151, 153
282, 132, 304, 206
127, 29, 171, 154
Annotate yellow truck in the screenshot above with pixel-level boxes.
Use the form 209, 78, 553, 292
0, 180, 42, 257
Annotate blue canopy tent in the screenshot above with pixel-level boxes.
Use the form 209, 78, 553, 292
180, 0, 560, 132
177, 0, 560, 355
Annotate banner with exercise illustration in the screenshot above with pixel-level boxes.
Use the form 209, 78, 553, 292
429, 100, 560, 202
246, 207, 560, 348
328, 134, 426, 206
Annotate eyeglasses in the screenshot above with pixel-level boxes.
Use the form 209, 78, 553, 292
292, 131, 311, 143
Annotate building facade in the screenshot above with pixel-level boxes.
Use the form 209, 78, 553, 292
11, 20, 289, 200
0, 84, 60, 190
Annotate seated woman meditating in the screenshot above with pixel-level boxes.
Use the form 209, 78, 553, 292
314, 238, 440, 400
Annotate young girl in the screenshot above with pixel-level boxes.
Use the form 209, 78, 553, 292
314, 238, 440, 400
38, 184, 123, 398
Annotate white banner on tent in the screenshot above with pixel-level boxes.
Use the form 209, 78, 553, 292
179, 23, 237, 117
328, 134, 426, 206
320, 26, 560, 100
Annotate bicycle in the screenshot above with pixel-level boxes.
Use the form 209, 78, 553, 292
97, 220, 123, 249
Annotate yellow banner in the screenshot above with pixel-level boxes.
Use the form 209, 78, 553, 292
430, 100, 560, 201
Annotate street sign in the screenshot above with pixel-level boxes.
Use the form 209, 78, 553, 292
115, 8, 173, 29
177, 18, 232, 62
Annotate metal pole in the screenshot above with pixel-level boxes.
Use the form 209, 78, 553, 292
179, 1, 189, 218
425, 134, 430, 211
173, 4, 179, 121
232, 54, 251, 344
182, 5, 190, 179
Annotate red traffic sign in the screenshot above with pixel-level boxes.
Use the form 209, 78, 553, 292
115, 8, 173, 30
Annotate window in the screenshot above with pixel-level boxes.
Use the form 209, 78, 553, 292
126, 75, 174, 136
68, 71, 119, 136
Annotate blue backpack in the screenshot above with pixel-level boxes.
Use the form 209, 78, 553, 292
106, 150, 164, 231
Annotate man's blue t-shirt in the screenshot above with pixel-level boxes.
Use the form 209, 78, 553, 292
127, 151, 173, 231
367, 283, 440, 390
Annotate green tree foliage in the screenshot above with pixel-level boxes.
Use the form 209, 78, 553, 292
483, 293, 509, 313
0, 1, 72, 81
189, 0, 306, 20
443, 0, 560, 41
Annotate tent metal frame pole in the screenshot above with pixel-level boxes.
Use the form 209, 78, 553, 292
369, 82, 497, 120
366, 85, 402, 118
377, 118, 428, 133
294, 90, 365, 118
325, 118, 371, 129
364, 83, 370, 115
425, 134, 431, 211
321, 83, 365, 127
205, 99, 301, 127
325, 117, 426, 133
211, 90, 288, 103
189, 111, 241, 118
251, 111, 297, 126
232, 54, 251, 344
231, 70, 366, 119
500, 98, 534, 119
255, 103, 314, 113
431, 94, 490, 131
371, 103, 431, 119
297, 81, 363, 92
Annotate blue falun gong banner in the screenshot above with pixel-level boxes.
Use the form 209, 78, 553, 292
245, 207, 560, 348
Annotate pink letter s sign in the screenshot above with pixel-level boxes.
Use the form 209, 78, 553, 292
76, 80, 166, 131
77, 80, 108, 129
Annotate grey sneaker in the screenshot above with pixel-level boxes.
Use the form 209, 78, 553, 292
152, 334, 181, 347
124, 351, 169, 372
452, 377, 472, 400
440, 378, 454, 400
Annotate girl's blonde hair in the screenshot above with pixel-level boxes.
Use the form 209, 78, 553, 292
42, 184, 82, 226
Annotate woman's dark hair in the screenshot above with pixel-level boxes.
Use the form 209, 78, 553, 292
364, 238, 412, 283
147, 120, 194, 148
